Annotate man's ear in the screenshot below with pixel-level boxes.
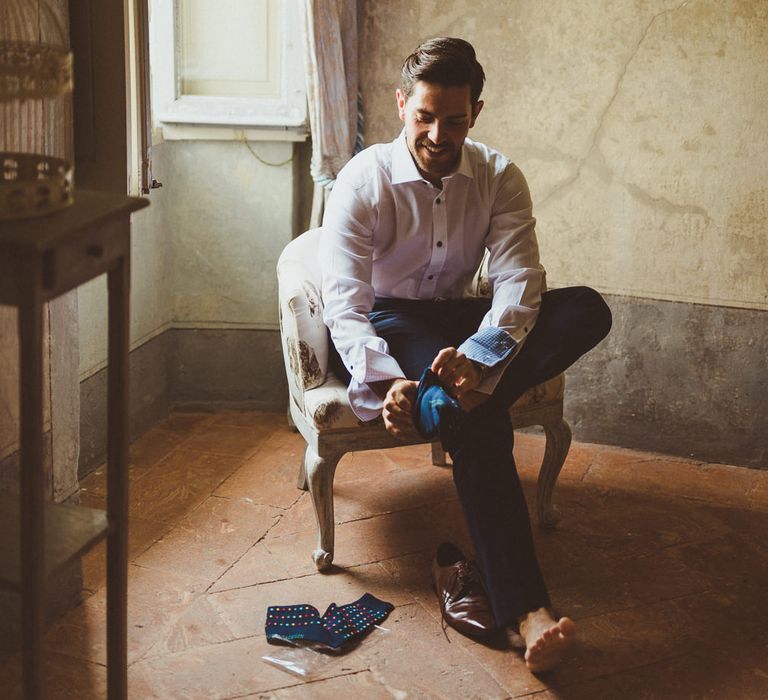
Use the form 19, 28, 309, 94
396, 88, 407, 122
469, 100, 484, 128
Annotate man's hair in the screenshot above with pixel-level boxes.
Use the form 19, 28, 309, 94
401, 37, 485, 104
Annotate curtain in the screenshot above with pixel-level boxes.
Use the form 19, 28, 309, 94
300, 0, 361, 228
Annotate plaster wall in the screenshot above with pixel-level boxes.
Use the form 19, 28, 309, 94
359, 0, 768, 311
77, 138, 294, 383
167, 139, 294, 330
358, 0, 767, 465
0, 308, 23, 465
77, 143, 173, 380
0, 307, 52, 466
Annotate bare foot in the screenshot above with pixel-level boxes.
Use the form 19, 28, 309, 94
519, 608, 576, 673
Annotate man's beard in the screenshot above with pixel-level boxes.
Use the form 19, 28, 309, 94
411, 138, 459, 179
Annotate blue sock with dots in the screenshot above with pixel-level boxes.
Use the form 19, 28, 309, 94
265, 593, 394, 650
264, 603, 327, 646
319, 593, 393, 648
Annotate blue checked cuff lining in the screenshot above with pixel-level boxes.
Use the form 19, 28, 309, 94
457, 326, 518, 368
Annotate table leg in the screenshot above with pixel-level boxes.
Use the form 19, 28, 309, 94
106, 252, 130, 699
18, 293, 45, 700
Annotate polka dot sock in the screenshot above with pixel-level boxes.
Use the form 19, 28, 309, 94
265, 593, 394, 650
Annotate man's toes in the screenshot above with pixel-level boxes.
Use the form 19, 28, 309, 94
542, 627, 558, 642
525, 648, 561, 673
559, 617, 577, 637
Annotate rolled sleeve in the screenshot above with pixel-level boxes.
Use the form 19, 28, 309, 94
477, 163, 543, 358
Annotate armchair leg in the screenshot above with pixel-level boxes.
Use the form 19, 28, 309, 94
286, 405, 298, 432
297, 454, 308, 491
537, 417, 572, 530
431, 441, 447, 467
304, 445, 342, 571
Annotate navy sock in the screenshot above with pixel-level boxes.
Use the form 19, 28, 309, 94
266, 593, 394, 650
319, 593, 394, 648
264, 603, 327, 646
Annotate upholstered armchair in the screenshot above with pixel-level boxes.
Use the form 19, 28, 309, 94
277, 228, 572, 571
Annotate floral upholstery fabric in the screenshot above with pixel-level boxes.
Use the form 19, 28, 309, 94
302, 375, 366, 430
277, 233, 329, 414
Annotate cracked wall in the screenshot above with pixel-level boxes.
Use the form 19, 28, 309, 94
358, 0, 768, 466
359, 0, 768, 311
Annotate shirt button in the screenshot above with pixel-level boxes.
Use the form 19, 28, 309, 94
428, 275, 434, 280
436, 241, 443, 247
436, 198, 442, 204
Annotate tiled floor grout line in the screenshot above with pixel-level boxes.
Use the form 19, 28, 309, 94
266, 498, 461, 539
745, 475, 765, 509
204, 505, 296, 595
208, 552, 436, 595
572, 585, 722, 624
512, 650, 697, 699
222, 668, 373, 699
578, 454, 597, 482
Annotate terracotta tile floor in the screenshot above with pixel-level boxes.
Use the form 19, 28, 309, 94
4, 410, 768, 698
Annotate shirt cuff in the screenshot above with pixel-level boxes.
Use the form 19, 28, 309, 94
457, 327, 518, 368
357, 345, 405, 384
345, 346, 406, 422
347, 379, 384, 422
344, 342, 405, 386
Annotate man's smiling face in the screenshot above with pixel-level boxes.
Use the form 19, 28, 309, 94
396, 80, 483, 187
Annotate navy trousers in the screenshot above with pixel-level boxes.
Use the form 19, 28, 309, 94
330, 287, 612, 625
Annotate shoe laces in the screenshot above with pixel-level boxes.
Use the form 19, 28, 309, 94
440, 561, 481, 643
454, 561, 482, 599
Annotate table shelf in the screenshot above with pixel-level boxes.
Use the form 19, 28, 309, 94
0, 494, 109, 591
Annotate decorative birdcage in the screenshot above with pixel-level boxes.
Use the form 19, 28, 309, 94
0, 0, 74, 220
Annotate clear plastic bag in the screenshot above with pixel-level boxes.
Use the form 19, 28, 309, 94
261, 625, 391, 680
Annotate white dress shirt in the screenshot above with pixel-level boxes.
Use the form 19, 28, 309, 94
320, 130, 544, 421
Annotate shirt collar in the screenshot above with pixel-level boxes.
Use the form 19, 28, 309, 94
391, 130, 474, 185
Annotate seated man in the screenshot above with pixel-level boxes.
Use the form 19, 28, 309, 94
320, 36, 611, 672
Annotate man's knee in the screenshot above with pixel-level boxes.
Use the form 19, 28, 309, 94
574, 286, 612, 343
541, 285, 611, 342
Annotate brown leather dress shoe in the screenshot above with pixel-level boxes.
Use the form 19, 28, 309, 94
432, 542, 496, 638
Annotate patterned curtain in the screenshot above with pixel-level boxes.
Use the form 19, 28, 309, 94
300, 0, 362, 228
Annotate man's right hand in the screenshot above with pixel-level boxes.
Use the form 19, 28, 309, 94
374, 378, 418, 439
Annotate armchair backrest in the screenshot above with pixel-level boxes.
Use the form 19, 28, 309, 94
277, 228, 328, 412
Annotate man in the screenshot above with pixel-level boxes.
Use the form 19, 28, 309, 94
320, 37, 611, 672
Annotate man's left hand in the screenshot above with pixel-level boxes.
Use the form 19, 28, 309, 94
431, 347, 491, 412
431, 347, 482, 398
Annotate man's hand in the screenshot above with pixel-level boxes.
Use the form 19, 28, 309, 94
431, 347, 482, 397
375, 378, 419, 439
431, 347, 490, 411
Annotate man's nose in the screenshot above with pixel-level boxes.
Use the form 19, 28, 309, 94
428, 121, 445, 144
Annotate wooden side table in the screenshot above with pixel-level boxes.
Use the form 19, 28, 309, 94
0, 191, 148, 699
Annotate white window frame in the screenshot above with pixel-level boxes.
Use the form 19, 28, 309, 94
149, 0, 307, 139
